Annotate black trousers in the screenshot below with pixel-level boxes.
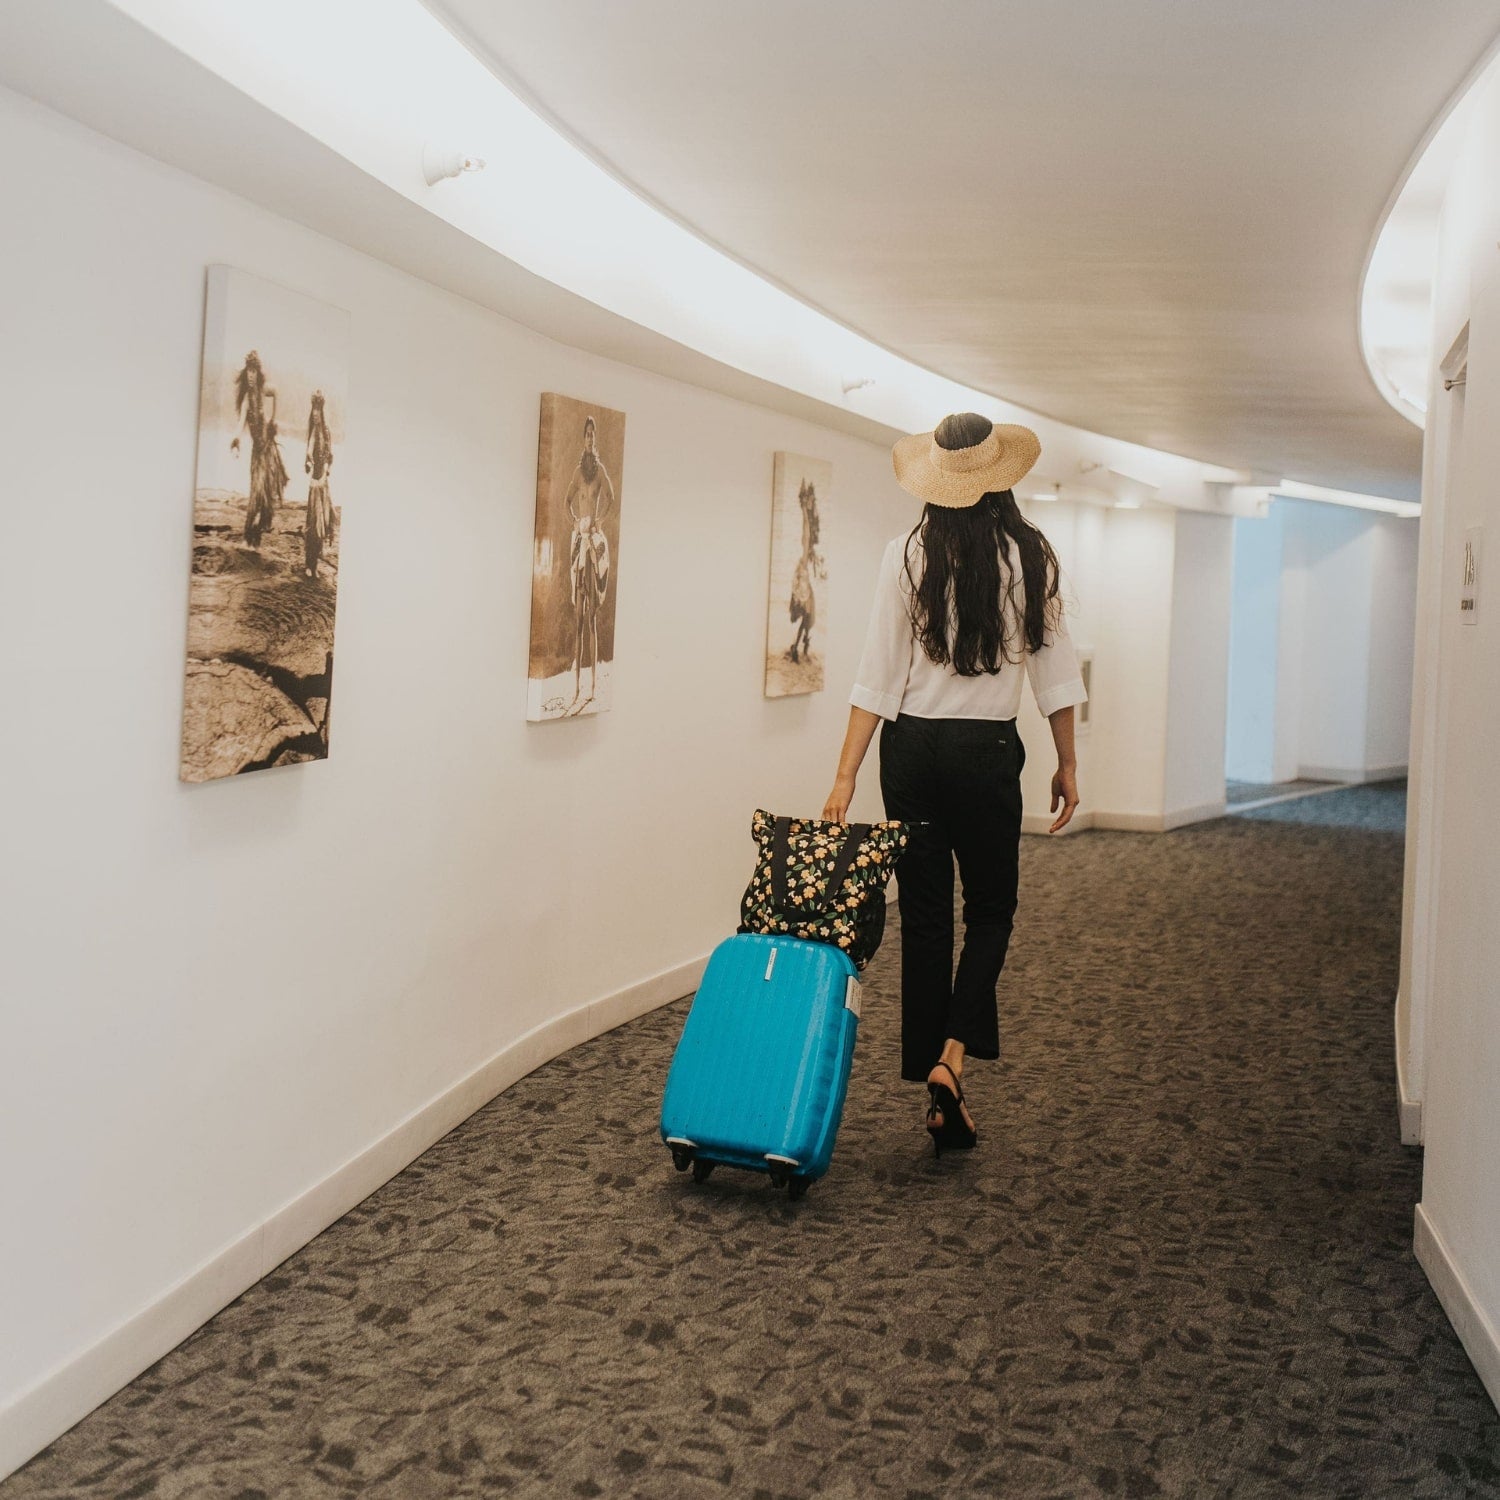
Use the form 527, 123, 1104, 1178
878, 714, 1025, 1082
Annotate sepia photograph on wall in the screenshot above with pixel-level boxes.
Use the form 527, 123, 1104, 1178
764, 451, 830, 698
180, 265, 349, 782
527, 392, 625, 721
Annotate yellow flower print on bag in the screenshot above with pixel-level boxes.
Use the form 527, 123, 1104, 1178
738, 809, 910, 971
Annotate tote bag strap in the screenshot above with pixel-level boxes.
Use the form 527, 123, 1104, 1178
771, 817, 872, 918
771, 816, 795, 912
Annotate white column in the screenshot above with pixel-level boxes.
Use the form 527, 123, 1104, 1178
1225, 508, 1288, 783
1164, 510, 1233, 824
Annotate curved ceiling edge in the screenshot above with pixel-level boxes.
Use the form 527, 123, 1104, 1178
86, 0, 1419, 514
1358, 25, 1500, 431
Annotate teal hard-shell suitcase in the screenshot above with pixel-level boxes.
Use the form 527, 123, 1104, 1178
660, 933, 861, 1199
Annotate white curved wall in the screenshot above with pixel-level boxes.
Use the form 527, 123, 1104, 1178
1400, 48, 1500, 1412
0, 84, 919, 1472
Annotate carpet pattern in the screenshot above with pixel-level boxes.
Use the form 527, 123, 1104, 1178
9, 786, 1499, 1498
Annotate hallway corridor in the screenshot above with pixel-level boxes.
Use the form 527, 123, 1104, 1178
9, 788, 1496, 1498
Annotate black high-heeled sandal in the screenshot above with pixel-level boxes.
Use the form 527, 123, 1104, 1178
926, 1062, 977, 1156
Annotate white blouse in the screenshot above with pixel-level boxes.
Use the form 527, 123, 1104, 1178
850, 533, 1088, 723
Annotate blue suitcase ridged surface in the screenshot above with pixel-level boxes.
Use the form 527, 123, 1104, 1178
661, 933, 860, 1192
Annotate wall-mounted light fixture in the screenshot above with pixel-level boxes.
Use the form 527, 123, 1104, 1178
1073, 460, 1157, 508
423, 144, 487, 186
1030, 478, 1117, 507
1105, 467, 1160, 510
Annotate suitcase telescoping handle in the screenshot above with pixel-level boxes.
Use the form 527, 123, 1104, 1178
770, 816, 872, 918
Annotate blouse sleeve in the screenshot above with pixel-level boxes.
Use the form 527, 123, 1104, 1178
1026, 602, 1088, 718
850, 538, 914, 721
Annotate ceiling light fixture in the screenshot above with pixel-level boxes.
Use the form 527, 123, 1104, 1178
1273, 478, 1421, 518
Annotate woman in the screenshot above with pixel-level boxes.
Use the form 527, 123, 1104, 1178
787, 476, 823, 664
229, 349, 288, 549
822, 413, 1086, 1156
303, 390, 335, 579
563, 415, 615, 712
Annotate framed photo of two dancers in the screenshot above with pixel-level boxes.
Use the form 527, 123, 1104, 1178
527, 393, 626, 721
180, 265, 348, 783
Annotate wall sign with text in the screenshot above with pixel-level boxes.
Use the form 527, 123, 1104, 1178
1461, 526, 1481, 626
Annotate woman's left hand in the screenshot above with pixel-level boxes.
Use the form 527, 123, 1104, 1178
822, 773, 856, 823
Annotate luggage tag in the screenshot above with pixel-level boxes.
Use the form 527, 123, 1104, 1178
845, 975, 861, 1017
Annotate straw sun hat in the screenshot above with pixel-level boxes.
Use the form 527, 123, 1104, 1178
891, 415, 1042, 508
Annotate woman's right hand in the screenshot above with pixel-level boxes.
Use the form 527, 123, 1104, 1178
823, 708, 880, 823
822, 772, 856, 823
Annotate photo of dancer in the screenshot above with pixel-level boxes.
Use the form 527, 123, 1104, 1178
180, 266, 349, 782
230, 349, 290, 549
528, 393, 625, 721
303, 389, 335, 580
564, 416, 615, 710
765, 452, 831, 697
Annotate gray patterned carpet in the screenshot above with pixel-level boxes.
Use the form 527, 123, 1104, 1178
10, 784, 1499, 1499
1224, 778, 1336, 807
1232, 779, 1408, 831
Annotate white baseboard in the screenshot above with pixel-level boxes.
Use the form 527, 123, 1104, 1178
1399, 1094, 1424, 1147
1094, 805, 1226, 833
1022, 809, 1096, 836
1022, 803, 1225, 836
1297, 763, 1409, 785
1093, 810, 1166, 832
1161, 799, 1228, 831
1414, 1203, 1500, 1416
0, 952, 709, 1483
1394, 1003, 1424, 1146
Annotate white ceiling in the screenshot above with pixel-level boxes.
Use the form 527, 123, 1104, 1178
432, 0, 1500, 500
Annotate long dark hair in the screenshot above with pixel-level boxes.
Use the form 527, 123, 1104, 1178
234, 350, 263, 420
904, 413, 1062, 675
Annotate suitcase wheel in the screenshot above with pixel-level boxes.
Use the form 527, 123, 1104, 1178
766, 1163, 791, 1190
670, 1146, 694, 1173
787, 1177, 810, 1202
691, 1160, 716, 1184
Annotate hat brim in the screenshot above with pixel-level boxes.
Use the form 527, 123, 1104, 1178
891, 424, 1042, 508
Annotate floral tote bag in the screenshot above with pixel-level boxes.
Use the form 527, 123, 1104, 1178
738, 809, 910, 970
